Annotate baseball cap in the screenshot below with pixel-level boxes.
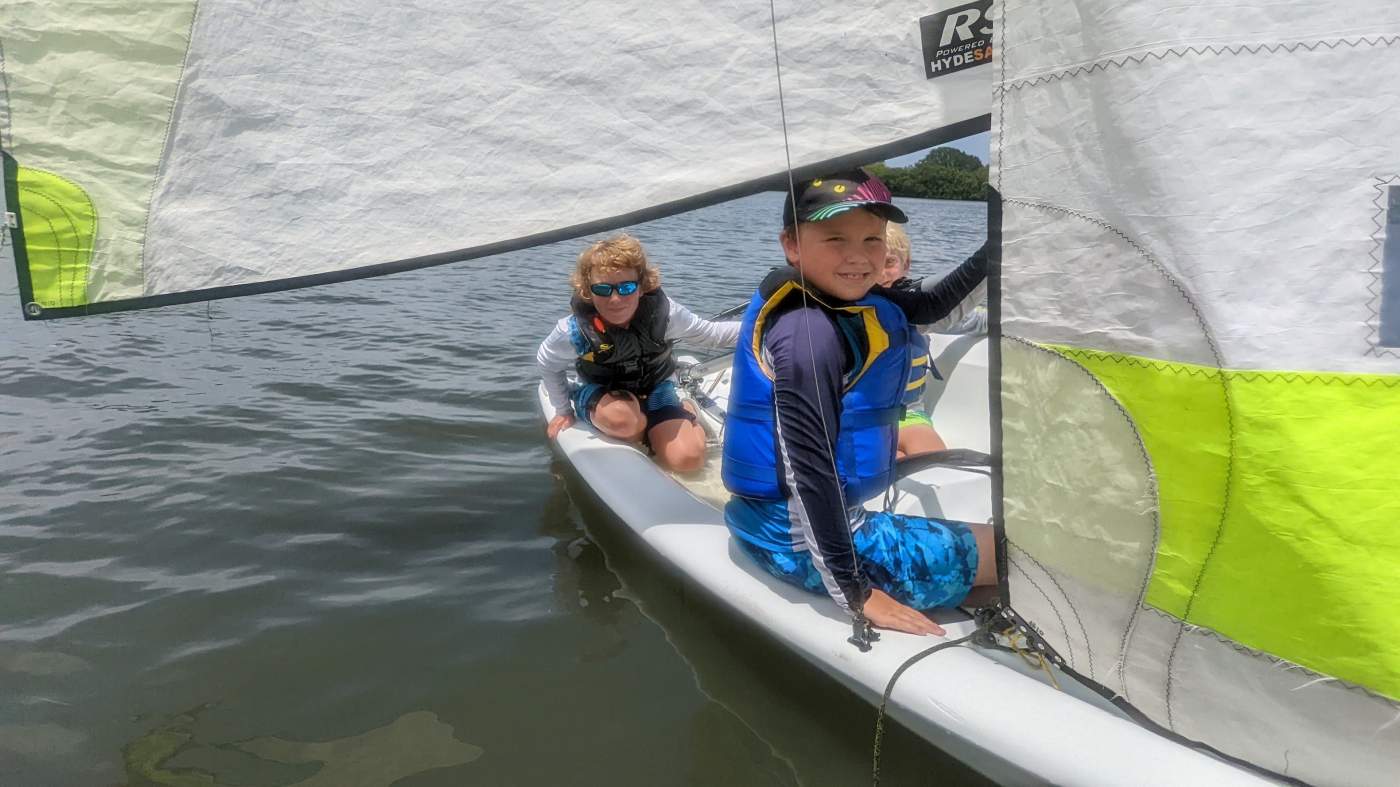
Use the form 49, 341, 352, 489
781, 168, 908, 227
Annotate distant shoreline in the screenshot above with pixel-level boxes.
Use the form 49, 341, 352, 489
871, 147, 988, 202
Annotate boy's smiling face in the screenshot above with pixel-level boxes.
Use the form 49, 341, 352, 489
588, 267, 643, 327
780, 208, 889, 301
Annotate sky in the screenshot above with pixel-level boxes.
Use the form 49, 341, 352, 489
884, 130, 989, 168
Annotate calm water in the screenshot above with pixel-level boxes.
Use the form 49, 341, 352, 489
1, 193, 988, 786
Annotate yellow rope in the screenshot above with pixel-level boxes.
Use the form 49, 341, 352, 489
1006, 629, 1061, 691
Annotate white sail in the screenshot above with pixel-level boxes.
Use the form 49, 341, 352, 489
2, 1, 989, 318
994, 2, 1400, 784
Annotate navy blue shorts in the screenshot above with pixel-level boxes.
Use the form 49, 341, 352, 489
571, 379, 696, 434
728, 502, 979, 610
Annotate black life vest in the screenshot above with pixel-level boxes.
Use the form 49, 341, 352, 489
569, 289, 675, 394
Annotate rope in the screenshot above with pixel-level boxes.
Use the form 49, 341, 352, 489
870, 629, 980, 787
765, 0, 871, 636
870, 612, 1067, 785
1006, 628, 1060, 690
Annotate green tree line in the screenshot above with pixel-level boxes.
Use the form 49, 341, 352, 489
869, 147, 988, 202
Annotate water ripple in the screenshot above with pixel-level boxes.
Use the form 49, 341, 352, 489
0, 193, 988, 784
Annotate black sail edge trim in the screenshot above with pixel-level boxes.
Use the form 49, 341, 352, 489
19, 115, 992, 320
2, 151, 38, 309
1057, 657, 1308, 786
986, 186, 1010, 603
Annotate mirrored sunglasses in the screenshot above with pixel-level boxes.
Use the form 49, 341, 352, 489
589, 280, 640, 298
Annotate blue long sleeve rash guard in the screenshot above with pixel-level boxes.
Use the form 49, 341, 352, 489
761, 244, 986, 610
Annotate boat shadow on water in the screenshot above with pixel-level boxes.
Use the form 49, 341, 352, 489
551, 457, 996, 787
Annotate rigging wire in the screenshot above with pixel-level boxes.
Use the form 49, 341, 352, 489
765, 0, 877, 647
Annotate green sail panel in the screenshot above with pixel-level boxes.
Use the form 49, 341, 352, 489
1053, 346, 1400, 701
14, 167, 97, 309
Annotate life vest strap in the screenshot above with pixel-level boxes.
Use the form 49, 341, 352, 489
840, 406, 903, 429
727, 401, 901, 429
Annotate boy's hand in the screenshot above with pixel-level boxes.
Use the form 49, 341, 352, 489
862, 589, 946, 637
546, 413, 575, 440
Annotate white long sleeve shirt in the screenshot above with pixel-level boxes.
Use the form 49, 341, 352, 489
537, 300, 742, 417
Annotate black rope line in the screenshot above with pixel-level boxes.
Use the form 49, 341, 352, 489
766, 0, 877, 640
871, 628, 983, 787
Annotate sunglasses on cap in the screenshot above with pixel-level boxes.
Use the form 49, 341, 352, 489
589, 280, 640, 298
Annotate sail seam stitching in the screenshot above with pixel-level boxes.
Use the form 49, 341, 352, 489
1055, 347, 1400, 387
1004, 199, 1239, 731
1006, 553, 1075, 667
17, 187, 80, 307
1142, 607, 1400, 707
1367, 176, 1400, 357
1009, 335, 1161, 699
138, 0, 202, 299
18, 167, 96, 308
0, 35, 12, 150
1001, 35, 1400, 91
1008, 541, 1095, 678
994, 0, 1007, 193
15, 190, 67, 304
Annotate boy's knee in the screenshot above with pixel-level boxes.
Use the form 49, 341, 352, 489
666, 442, 706, 473
657, 428, 706, 472
592, 395, 646, 440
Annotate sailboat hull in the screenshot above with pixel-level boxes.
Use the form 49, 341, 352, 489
540, 336, 1269, 785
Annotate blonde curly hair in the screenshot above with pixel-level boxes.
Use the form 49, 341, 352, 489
571, 234, 661, 298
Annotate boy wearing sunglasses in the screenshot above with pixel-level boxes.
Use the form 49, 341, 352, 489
538, 234, 741, 472
721, 169, 997, 638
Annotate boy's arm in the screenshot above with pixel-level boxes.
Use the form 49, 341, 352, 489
764, 306, 871, 613
537, 318, 578, 417
872, 243, 987, 326
665, 301, 742, 349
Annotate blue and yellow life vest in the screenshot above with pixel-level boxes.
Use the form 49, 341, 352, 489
903, 330, 934, 406
722, 270, 913, 503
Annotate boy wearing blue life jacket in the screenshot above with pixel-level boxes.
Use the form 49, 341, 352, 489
721, 170, 996, 637
539, 234, 740, 472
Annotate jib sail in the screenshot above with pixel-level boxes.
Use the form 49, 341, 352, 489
992, 2, 1400, 784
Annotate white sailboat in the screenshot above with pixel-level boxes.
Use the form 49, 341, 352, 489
5, 1, 1397, 784
539, 334, 1279, 785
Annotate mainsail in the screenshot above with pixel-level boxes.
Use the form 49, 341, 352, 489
994, 1, 1400, 784
1, 1, 988, 318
